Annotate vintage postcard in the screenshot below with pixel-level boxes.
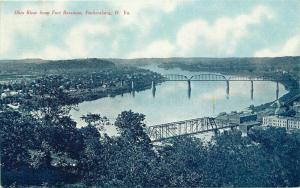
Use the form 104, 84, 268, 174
1, 0, 300, 187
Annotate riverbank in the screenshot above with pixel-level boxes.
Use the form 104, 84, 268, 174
0, 60, 165, 108
69, 82, 156, 103
228, 72, 299, 114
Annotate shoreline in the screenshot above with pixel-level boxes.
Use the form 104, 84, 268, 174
71, 80, 163, 103
158, 65, 300, 119
74, 66, 300, 122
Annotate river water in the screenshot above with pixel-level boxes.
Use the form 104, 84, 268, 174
70, 65, 287, 135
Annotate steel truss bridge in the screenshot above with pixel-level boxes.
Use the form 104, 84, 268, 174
145, 117, 238, 142
162, 73, 290, 81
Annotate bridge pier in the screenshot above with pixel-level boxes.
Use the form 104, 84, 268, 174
131, 80, 135, 90
187, 79, 191, 99
250, 80, 254, 100
131, 80, 135, 97
162, 73, 287, 101
213, 129, 219, 135
276, 81, 279, 100
226, 80, 230, 99
121, 80, 124, 87
152, 80, 156, 98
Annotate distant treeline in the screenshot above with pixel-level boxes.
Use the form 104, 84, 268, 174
2, 56, 300, 75
155, 56, 300, 75
109, 56, 300, 70
0, 58, 115, 74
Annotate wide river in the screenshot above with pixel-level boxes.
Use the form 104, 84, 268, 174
71, 65, 287, 135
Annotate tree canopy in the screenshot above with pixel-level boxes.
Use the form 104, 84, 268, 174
2, 83, 300, 187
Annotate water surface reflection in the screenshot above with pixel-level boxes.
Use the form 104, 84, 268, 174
71, 66, 287, 137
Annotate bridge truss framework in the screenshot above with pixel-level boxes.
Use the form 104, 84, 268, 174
145, 117, 238, 142
163, 73, 292, 81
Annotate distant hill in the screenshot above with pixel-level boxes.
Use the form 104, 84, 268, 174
107, 56, 300, 67
39, 58, 115, 70
108, 56, 299, 73
0, 58, 115, 74
1, 56, 300, 75
0, 58, 47, 64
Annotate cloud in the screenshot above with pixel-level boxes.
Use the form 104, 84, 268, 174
10, 0, 179, 59
108, 0, 179, 37
22, 22, 111, 59
0, 13, 42, 55
254, 34, 300, 57
2, 2, 291, 59
176, 5, 274, 56
0, 2, 66, 56
130, 5, 274, 58
128, 40, 175, 58
108, 0, 179, 14
65, 23, 111, 57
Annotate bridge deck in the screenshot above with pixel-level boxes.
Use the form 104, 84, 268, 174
285, 93, 300, 105
146, 117, 238, 142
165, 79, 282, 81
162, 73, 294, 82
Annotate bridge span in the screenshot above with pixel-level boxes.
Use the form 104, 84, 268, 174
162, 73, 292, 81
145, 117, 239, 142
150, 73, 290, 100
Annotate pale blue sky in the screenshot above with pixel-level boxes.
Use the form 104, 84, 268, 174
0, 0, 299, 59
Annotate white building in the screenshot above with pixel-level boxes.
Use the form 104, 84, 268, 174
262, 116, 300, 129
0, 90, 19, 99
292, 101, 300, 118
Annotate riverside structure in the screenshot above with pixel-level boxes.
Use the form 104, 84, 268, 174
262, 115, 300, 130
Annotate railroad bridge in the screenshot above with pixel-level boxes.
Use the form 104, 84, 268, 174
123, 73, 298, 99
145, 117, 239, 142
149, 73, 294, 100
162, 73, 290, 81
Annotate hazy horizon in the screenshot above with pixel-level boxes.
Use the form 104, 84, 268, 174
1, 55, 300, 62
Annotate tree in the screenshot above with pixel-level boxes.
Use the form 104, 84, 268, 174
249, 127, 300, 186
0, 110, 37, 169
81, 113, 109, 132
1, 76, 85, 186
82, 111, 157, 187
157, 137, 208, 187
114, 110, 151, 147
206, 130, 276, 187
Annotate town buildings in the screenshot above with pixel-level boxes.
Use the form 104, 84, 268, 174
262, 115, 300, 130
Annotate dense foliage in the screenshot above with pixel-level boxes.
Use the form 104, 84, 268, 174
1, 76, 300, 187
